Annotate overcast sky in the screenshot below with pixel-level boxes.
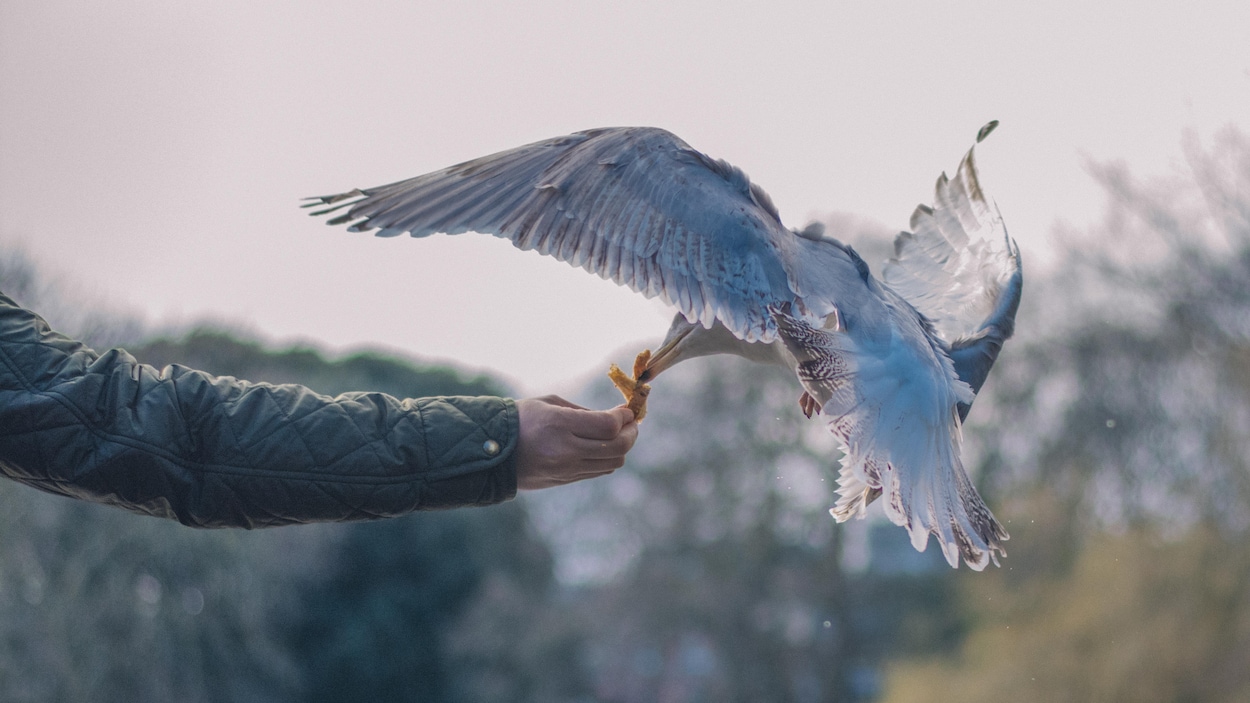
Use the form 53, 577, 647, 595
2, 0, 1247, 395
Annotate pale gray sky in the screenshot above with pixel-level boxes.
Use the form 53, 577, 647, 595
2, 0, 1247, 394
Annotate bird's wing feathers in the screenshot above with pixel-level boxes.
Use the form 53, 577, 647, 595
882, 125, 1023, 422
881, 128, 1021, 347
771, 305, 1007, 570
306, 127, 795, 342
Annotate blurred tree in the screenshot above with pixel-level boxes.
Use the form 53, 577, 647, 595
0, 482, 304, 702
285, 500, 588, 703
286, 512, 482, 703
0, 255, 586, 702
136, 326, 589, 703
882, 127, 1250, 701
529, 352, 963, 703
443, 502, 593, 703
0, 243, 145, 348
4, 247, 299, 702
134, 328, 501, 399
565, 359, 852, 702
884, 522, 1250, 703
975, 127, 1250, 532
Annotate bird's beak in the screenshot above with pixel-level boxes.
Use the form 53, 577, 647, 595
638, 325, 693, 383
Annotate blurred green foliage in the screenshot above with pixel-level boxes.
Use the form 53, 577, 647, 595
884, 522, 1250, 703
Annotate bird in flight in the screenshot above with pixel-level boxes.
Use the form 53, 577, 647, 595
305, 123, 1022, 569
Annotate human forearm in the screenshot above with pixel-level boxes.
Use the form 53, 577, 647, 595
0, 291, 518, 527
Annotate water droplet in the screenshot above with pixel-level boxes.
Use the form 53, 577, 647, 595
136, 573, 162, 605
182, 587, 205, 616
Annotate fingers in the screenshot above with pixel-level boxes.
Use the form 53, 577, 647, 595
531, 395, 635, 440
566, 405, 635, 441
513, 396, 640, 492
569, 419, 638, 459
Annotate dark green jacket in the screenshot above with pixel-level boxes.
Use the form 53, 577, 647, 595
0, 291, 518, 527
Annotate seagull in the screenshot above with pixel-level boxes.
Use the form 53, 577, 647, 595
305, 123, 1022, 570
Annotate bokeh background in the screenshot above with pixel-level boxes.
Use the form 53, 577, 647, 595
2, 1, 1249, 701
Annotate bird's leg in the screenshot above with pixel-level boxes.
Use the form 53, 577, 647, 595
799, 391, 821, 419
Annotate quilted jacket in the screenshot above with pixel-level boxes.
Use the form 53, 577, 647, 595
0, 290, 518, 527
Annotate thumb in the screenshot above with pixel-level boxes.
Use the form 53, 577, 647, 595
611, 405, 636, 426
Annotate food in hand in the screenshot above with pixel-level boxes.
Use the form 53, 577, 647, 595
608, 349, 652, 421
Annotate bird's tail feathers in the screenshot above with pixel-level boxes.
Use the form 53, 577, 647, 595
770, 305, 1007, 570
833, 370, 1007, 570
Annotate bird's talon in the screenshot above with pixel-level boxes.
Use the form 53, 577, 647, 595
799, 391, 821, 419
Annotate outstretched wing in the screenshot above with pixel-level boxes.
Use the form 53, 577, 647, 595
881, 122, 1023, 416
770, 304, 1008, 570
305, 127, 797, 342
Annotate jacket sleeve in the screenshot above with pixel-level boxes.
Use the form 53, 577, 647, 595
0, 291, 518, 528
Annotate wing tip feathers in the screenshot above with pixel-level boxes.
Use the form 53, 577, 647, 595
976, 120, 999, 144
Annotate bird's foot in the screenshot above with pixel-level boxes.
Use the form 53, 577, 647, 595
799, 391, 821, 419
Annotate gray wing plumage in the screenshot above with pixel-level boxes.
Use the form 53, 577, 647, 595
305, 127, 797, 342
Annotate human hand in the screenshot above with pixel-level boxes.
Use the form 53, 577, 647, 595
513, 395, 638, 491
